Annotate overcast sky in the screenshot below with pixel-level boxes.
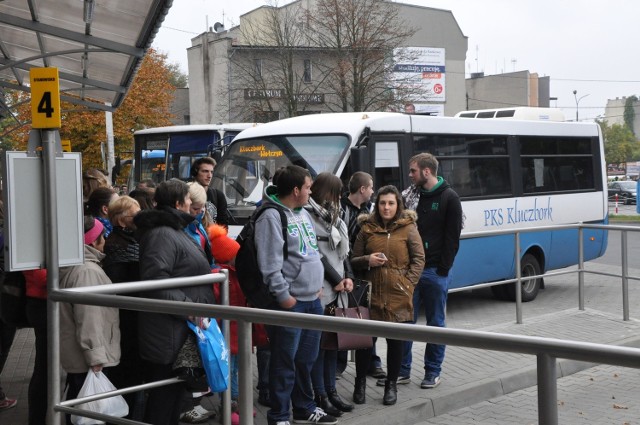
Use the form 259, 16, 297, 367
152, 0, 639, 122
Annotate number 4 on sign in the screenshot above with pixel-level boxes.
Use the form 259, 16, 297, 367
30, 67, 61, 129
37, 92, 55, 118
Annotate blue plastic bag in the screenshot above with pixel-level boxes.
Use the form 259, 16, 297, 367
187, 318, 230, 392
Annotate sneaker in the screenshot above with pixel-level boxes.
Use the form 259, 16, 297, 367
274, 422, 291, 425
367, 366, 386, 379
293, 407, 338, 424
0, 397, 17, 411
420, 374, 441, 389
376, 375, 410, 386
181, 404, 214, 423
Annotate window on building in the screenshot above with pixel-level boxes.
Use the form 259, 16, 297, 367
254, 111, 280, 123
255, 59, 262, 77
303, 59, 312, 83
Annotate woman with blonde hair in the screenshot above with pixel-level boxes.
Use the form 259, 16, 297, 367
103, 195, 144, 419
82, 168, 110, 203
185, 182, 214, 267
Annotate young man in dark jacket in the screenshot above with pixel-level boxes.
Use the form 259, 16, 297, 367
401, 153, 463, 389
191, 157, 229, 227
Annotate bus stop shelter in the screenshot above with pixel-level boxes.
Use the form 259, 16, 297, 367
0, 1, 174, 423
0, 0, 173, 122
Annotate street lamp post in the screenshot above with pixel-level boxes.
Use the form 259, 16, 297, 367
573, 90, 590, 122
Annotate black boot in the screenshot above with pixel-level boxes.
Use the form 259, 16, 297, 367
353, 377, 367, 404
383, 380, 397, 405
315, 393, 343, 417
327, 388, 354, 412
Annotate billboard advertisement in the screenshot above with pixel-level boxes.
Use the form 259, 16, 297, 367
394, 47, 446, 102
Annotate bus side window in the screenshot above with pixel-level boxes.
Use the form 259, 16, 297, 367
373, 141, 402, 189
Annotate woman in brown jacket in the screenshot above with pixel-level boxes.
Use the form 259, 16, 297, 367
350, 185, 425, 406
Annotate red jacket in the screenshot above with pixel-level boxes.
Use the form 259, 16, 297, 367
213, 264, 268, 354
24, 268, 47, 299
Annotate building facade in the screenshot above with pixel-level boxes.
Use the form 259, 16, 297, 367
465, 70, 551, 111
187, 0, 468, 124
604, 97, 640, 135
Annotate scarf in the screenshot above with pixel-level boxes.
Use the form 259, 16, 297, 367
308, 198, 350, 260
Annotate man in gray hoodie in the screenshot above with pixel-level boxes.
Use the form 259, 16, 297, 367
255, 165, 337, 425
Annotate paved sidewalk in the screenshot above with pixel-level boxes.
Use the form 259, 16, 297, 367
420, 364, 640, 424
2, 307, 640, 424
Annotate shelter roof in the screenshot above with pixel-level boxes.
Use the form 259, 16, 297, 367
0, 0, 172, 123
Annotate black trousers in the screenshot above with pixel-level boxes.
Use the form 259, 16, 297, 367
143, 361, 186, 425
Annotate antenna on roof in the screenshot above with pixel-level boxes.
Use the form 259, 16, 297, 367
213, 22, 225, 32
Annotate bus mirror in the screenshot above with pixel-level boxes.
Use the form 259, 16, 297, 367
349, 146, 368, 173
212, 150, 222, 164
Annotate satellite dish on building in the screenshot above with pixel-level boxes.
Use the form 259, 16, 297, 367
213, 22, 225, 33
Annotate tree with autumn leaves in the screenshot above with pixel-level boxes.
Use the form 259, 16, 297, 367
2, 48, 177, 171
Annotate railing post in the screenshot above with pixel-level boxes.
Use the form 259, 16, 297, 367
537, 353, 558, 425
515, 232, 522, 324
238, 320, 253, 425
43, 130, 62, 425
621, 230, 629, 321
578, 224, 585, 311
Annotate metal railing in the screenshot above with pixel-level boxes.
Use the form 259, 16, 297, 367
452, 222, 640, 324
47, 222, 640, 425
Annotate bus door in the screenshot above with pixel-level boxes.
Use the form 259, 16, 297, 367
369, 134, 412, 190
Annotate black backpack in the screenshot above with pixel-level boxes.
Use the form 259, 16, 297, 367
235, 203, 288, 309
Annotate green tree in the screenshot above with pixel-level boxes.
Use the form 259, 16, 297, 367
167, 62, 189, 88
623, 95, 638, 136
600, 120, 635, 172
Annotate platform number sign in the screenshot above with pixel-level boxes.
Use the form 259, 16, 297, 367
30, 67, 61, 129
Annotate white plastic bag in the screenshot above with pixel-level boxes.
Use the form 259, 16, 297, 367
70, 371, 129, 425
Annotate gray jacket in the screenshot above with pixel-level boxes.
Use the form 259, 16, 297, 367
59, 245, 121, 373
255, 198, 323, 304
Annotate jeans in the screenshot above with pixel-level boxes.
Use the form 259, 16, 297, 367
256, 346, 270, 394
310, 349, 337, 395
230, 354, 239, 400
26, 298, 48, 425
401, 268, 450, 377
267, 299, 323, 424
0, 318, 17, 399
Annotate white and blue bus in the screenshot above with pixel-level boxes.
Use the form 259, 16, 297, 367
213, 112, 608, 301
131, 123, 256, 186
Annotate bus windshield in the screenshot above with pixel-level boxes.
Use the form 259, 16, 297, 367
213, 134, 350, 208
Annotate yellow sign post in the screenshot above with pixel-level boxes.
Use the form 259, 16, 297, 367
61, 139, 72, 152
29, 67, 61, 129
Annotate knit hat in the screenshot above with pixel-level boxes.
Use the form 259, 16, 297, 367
207, 224, 240, 264
84, 218, 104, 245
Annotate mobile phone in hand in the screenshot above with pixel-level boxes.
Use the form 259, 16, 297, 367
378, 253, 387, 260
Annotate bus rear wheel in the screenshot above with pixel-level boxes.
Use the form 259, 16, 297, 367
505, 253, 542, 302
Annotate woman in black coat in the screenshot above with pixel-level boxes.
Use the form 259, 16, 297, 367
133, 179, 215, 425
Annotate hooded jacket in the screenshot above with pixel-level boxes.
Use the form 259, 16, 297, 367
59, 245, 121, 373
415, 178, 463, 276
254, 191, 324, 305
133, 206, 215, 364
351, 210, 425, 323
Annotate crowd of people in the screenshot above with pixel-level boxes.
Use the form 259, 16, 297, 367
0, 152, 463, 425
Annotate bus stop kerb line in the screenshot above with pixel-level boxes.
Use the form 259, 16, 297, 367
51, 220, 640, 425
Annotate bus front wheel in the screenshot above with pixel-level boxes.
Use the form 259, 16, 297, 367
505, 253, 542, 302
